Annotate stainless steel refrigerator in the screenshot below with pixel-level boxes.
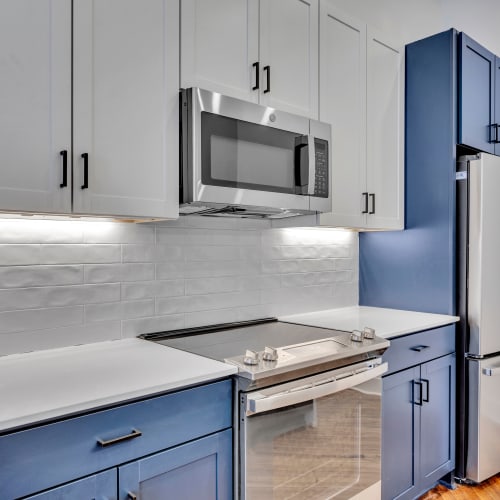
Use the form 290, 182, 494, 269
457, 152, 500, 483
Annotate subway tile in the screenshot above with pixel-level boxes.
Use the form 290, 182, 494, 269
0, 265, 83, 288
84, 300, 155, 323
40, 244, 121, 264
0, 245, 41, 265
121, 314, 185, 338
121, 279, 185, 300
184, 246, 241, 261
184, 309, 239, 329
155, 262, 186, 279
0, 284, 120, 311
185, 276, 240, 295
0, 306, 83, 334
83, 222, 155, 244
84, 263, 155, 284
0, 220, 84, 244
0, 321, 121, 356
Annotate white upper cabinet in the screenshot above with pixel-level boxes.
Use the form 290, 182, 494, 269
0, 0, 178, 220
259, 0, 319, 118
319, 2, 404, 230
0, 0, 71, 214
366, 28, 404, 230
181, 0, 259, 103
318, 6, 366, 228
73, 0, 179, 219
181, 0, 319, 119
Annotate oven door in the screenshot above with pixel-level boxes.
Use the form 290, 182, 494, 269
239, 361, 387, 500
183, 87, 330, 212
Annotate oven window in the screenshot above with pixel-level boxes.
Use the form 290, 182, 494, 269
201, 112, 302, 194
242, 381, 381, 500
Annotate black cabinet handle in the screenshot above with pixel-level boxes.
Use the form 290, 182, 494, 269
263, 65, 270, 93
421, 378, 430, 403
413, 380, 423, 406
97, 428, 142, 447
369, 193, 376, 214
362, 192, 369, 214
410, 345, 430, 352
59, 150, 68, 188
489, 123, 500, 143
81, 153, 89, 189
252, 61, 259, 90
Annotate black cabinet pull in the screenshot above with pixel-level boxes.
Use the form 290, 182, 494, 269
410, 345, 429, 352
489, 123, 500, 143
421, 378, 430, 403
263, 65, 271, 93
413, 380, 423, 406
81, 153, 89, 189
59, 150, 68, 188
369, 193, 376, 214
97, 428, 142, 447
252, 61, 259, 90
362, 192, 369, 214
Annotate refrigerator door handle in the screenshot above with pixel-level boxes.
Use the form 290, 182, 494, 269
482, 366, 500, 376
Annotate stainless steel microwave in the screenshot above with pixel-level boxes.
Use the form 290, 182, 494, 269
180, 88, 332, 218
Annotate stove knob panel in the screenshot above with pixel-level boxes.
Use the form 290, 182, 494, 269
243, 349, 260, 366
262, 346, 278, 362
350, 330, 363, 343
363, 327, 375, 340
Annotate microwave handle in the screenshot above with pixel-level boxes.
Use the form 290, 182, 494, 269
294, 135, 316, 196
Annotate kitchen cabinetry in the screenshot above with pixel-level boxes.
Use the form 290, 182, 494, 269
458, 33, 500, 154
181, 0, 319, 119
1, 379, 232, 500
319, 4, 403, 229
381, 327, 456, 500
0, 0, 178, 219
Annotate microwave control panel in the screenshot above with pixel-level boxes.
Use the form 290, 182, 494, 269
314, 139, 329, 198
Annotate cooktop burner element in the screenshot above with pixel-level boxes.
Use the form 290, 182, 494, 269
140, 318, 389, 390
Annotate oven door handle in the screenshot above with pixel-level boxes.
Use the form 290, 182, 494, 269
246, 362, 388, 415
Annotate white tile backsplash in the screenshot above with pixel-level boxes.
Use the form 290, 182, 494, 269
0, 217, 358, 355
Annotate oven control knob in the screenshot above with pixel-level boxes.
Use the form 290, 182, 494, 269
262, 346, 278, 362
243, 350, 260, 366
350, 330, 363, 343
363, 327, 375, 340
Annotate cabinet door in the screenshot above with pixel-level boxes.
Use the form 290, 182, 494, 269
382, 366, 420, 500
0, 0, 71, 214
458, 33, 495, 153
73, 0, 179, 219
259, 0, 319, 119
119, 429, 232, 500
318, 5, 367, 228
181, 0, 259, 103
27, 469, 116, 500
366, 28, 404, 230
420, 354, 456, 488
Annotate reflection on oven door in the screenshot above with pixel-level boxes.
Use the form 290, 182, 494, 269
242, 381, 381, 500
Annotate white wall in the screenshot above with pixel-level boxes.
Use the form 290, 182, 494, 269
329, 0, 500, 53
0, 217, 358, 356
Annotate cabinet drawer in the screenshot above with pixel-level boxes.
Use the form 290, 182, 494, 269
382, 325, 455, 376
0, 379, 232, 500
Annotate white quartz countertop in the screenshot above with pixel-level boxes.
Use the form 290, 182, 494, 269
281, 306, 459, 339
0, 338, 236, 433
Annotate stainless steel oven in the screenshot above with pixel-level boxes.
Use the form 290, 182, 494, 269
141, 319, 389, 500
180, 88, 332, 218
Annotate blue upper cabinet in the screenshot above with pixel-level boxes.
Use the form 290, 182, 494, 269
458, 33, 496, 153
495, 56, 500, 154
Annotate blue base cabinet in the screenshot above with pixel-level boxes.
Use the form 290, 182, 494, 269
26, 470, 117, 500
381, 329, 455, 500
2, 379, 233, 500
119, 429, 232, 500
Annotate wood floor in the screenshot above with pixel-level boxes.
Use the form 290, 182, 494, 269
420, 474, 500, 499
